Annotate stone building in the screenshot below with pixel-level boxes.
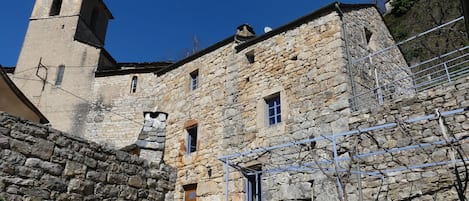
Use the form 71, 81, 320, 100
0, 66, 48, 124
12, 0, 468, 200
13, 0, 115, 136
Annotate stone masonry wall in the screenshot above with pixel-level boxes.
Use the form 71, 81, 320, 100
0, 112, 175, 201
343, 7, 410, 109
343, 76, 469, 200
88, 9, 352, 200
227, 76, 469, 201
85, 5, 411, 200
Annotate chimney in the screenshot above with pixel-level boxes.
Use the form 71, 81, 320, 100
235, 24, 256, 43
135, 111, 169, 164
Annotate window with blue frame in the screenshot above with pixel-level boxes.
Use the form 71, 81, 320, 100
187, 125, 197, 154
190, 70, 199, 90
266, 94, 281, 126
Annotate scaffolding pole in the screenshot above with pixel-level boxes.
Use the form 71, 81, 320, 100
225, 159, 229, 201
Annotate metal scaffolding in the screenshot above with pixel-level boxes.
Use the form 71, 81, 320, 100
219, 107, 469, 201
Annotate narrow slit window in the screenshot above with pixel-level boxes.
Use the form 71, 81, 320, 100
131, 76, 138, 93
190, 70, 199, 90
265, 93, 281, 126
187, 125, 197, 154
55, 65, 65, 85
50, 0, 62, 16
246, 166, 262, 201
364, 27, 373, 45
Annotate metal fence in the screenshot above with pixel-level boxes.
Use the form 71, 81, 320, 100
350, 46, 469, 110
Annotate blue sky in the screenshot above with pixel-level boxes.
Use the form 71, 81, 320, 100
0, 0, 376, 67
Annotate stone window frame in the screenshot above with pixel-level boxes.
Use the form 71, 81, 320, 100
49, 0, 62, 16
256, 87, 287, 129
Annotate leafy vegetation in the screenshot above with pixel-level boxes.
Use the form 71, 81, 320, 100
390, 0, 418, 16
385, 0, 468, 64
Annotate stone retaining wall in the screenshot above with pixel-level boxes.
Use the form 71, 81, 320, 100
0, 113, 175, 201
342, 76, 469, 200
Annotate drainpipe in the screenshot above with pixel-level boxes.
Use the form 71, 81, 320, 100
335, 5, 363, 201
335, 3, 358, 110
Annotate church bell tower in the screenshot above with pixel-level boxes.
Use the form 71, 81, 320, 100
13, 0, 115, 136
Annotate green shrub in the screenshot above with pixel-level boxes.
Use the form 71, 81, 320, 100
391, 0, 418, 16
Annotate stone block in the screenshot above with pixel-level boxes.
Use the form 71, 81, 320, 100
25, 158, 63, 176
95, 183, 119, 197
0, 126, 10, 135
146, 136, 166, 143
10, 139, 31, 155
148, 191, 165, 201
136, 140, 164, 150
0, 134, 9, 149
86, 171, 107, 182
57, 193, 83, 201
115, 150, 130, 162
67, 179, 94, 195
137, 189, 149, 198
107, 173, 128, 185
21, 187, 51, 199
16, 166, 43, 179
6, 185, 20, 194
147, 169, 167, 180
3, 177, 36, 186
55, 136, 72, 148
196, 181, 219, 196
119, 186, 139, 200
128, 175, 146, 188
64, 161, 87, 178
40, 174, 67, 192
83, 157, 97, 169
31, 140, 55, 160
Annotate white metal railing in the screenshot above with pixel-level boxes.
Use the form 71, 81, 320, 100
350, 45, 469, 110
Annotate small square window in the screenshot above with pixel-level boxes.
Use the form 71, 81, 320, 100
187, 126, 197, 154
246, 50, 255, 64
265, 94, 281, 126
190, 70, 199, 90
